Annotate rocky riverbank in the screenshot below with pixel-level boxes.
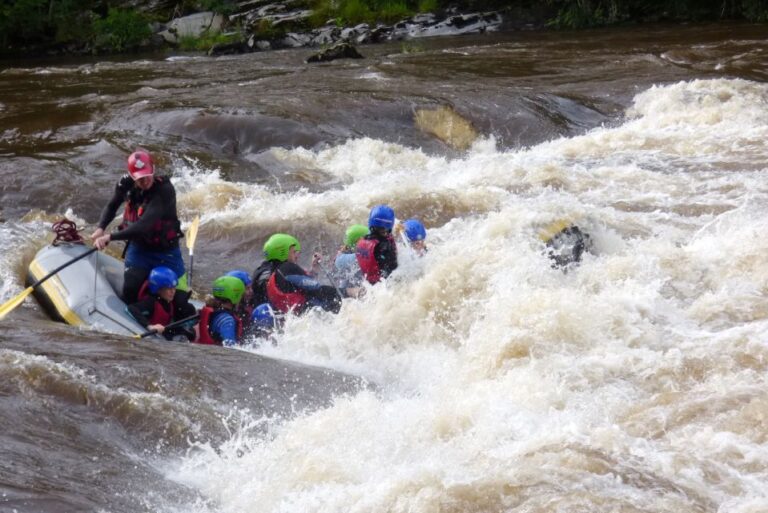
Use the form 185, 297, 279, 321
156, 3, 514, 58
0, 0, 547, 59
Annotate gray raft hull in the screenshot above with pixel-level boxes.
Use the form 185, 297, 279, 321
27, 243, 149, 337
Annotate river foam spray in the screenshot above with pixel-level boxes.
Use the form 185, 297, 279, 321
167, 79, 768, 513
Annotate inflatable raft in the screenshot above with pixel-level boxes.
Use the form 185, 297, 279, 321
26, 243, 151, 337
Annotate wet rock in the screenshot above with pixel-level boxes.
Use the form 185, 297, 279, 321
208, 41, 250, 56
159, 12, 224, 43
247, 36, 272, 51
414, 105, 478, 151
232, 0, 312, 34
310, 25, 341, 46
228, 0, 505, 51
281, 32, 312, 48
366, 25, 394, 44
306, 41, 364, 63
392, 11, 502, 39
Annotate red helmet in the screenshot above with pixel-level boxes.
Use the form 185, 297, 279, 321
127, 150, 154, 180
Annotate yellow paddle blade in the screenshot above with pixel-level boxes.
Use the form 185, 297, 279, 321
0, 286, 34, 320
186, 216, 200, 253
539, 219, 572, 243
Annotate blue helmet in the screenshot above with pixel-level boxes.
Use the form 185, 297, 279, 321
403, 219, 427, 242
251, 303, 275, 328
368, 204, 395, 230
148, 266, 178, 294
226, 269, 252, 287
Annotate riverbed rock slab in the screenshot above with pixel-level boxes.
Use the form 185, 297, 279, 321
306, 41, 364, 63
159, 12, 224, 43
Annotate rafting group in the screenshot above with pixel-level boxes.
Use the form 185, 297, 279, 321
1, 149, 591, 343
81, 149, 436, 346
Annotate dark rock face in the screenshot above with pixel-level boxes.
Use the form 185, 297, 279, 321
230, 3, 504, 53
208, 41, 251, 56
140, 1, 505, 57
306, 41, 365, 63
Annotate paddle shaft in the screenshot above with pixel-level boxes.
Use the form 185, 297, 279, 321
185, 216, 200, 289
0, 246, 98, 320
188, 253, 195, 289
138, 312, 200, 339
317, 262, 344, 301
34, 247, 98, 288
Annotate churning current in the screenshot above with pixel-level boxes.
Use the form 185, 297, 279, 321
1, 23, 767, 513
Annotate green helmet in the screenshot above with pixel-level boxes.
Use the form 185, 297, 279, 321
212, 275, 245, 305
263, 233, 301, 262
344, 224, 369, 248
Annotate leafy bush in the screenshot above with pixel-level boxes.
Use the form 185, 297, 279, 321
418, 0, 439, 13
379, 0, 413, 22
741, 0, 768, 21
92, 8, 151, 51
253, 18, 285, 39
196, 0, 237, 16
178, 29, 243, 51
0, 0, 48, 46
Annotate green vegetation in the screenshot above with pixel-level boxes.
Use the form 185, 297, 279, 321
1, 0, 768, 55
307, 0, 421, 26
178, 29, 243, 51
252, 19, 286, 39
92, 8, 152, 52
545, 0, 768, 28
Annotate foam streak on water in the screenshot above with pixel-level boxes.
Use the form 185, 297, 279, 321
163, 78, 768, 512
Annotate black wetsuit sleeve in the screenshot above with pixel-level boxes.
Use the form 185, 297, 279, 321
97, 176, 131, 230
110, 181, 175, 242
275, 262, 308, 292
173, 290, 197, 320
374, 237, 398, 278
127, 297, 156, 327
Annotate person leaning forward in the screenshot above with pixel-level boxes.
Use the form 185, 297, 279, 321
91, 149, 186, 304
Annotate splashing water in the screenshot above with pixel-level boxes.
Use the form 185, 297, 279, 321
160, 79, 768, 512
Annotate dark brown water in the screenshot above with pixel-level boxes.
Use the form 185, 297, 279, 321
1, 22, 768, 513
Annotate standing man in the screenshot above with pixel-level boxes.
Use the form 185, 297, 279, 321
91, 149, 186, 304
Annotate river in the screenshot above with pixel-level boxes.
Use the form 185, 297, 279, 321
1, 22, 767, 513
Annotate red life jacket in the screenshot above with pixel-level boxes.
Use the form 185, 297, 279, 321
137, 281, 150, 301
356, 237, 388, 284
267, 272, 306, 314
196, 306, 242, 345
147, 297, 174, 326
119, 176, 182, 249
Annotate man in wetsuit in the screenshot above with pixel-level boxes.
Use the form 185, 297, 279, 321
264, 233, 342, 315
356, 204, 398, 284
91, 150, 186, 304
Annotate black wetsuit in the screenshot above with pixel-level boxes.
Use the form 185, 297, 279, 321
274, 261, 341, 314
97, 175, 183, 303
251, 259, 280, 307
365, 230, 398, 279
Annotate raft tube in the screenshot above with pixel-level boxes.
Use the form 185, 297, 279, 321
26, 243, 149, 337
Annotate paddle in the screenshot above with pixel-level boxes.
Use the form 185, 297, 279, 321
186, 216, 200, 289
134, 312, 200, 339
394, 219, 416, 259
0, 247, 98, 321
317, 261, 344, 301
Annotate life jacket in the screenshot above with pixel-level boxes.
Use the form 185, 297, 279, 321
356, 236, 395, 284
147, 297, 174, 326
251, 260, 277, 306
196, 306, 243, 345
266, 272, 307, 314
234, 302, 254, 327
137, 281, 150, 301
119, 176, 182, 250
